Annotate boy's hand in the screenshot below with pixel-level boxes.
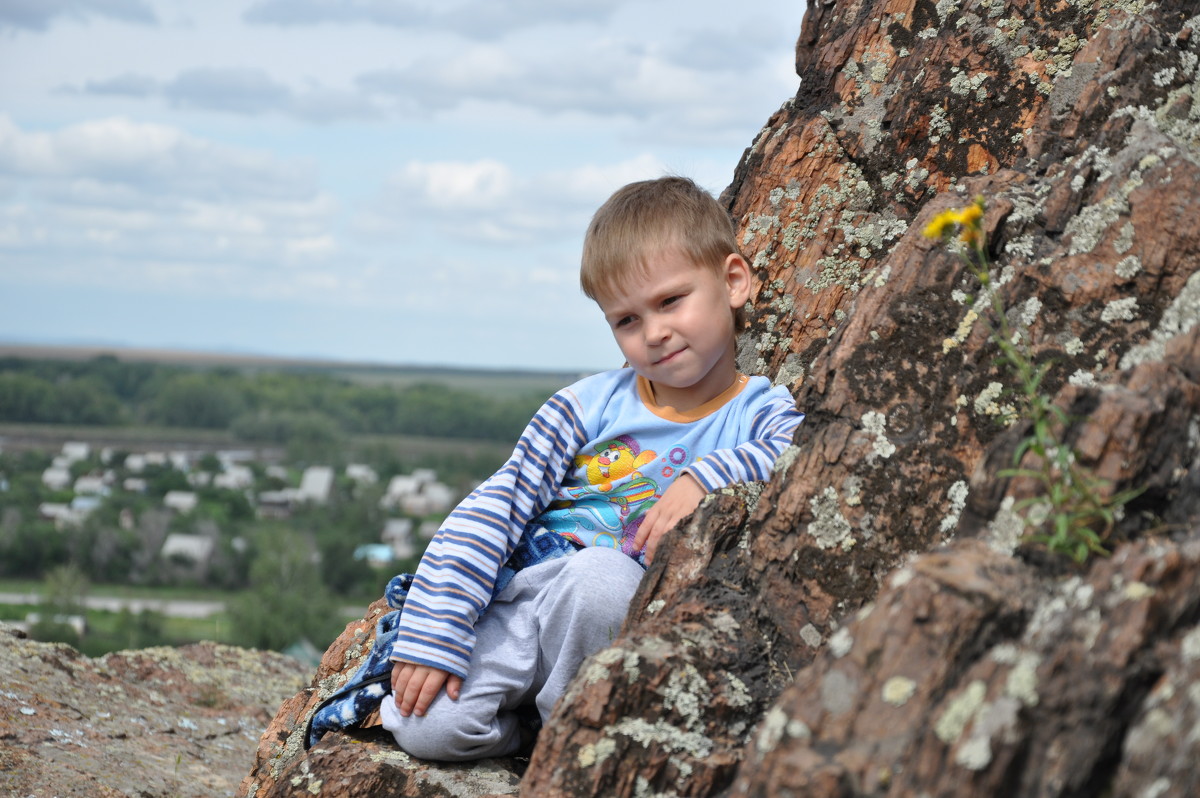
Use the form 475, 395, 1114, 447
634, 473, 706, 564
391, 661, 463, 717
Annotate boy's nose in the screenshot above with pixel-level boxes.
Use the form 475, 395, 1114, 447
643, 316, 669, 345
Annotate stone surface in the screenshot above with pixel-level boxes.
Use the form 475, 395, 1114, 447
0, 624, 308, 797
239, 599, 523, 798
246, 0, 1200, 795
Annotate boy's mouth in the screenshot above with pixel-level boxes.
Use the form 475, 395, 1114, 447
653, 347, 685, 366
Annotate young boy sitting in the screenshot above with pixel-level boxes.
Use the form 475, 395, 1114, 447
379, 175, 805, 761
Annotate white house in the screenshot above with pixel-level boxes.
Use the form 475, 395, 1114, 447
42, 466, 72, 491
418, 520, 441, 539
382, 519, 415, 559
346, 463, 378, 485
73, 475, 110, 496
61, 442, 90, 463
380, 471, 455, 514
38, 502, 72, 522
161, 533, 215, 565
188, 471, 213, 488
297, 466, 334, 504
380, 475, 420, 507
163, 491, 198, 513
124, 453, 146, 473
38, 502, 88, 529
214, 464, 254, 490
257, 489, 296, 519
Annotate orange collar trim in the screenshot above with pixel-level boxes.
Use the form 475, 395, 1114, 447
636, 373, 749, 422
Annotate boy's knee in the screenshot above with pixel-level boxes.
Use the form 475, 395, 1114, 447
554, 547, 643, 623
381, 697, 517, 762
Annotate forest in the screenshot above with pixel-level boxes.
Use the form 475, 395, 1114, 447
0, 354, 555, 444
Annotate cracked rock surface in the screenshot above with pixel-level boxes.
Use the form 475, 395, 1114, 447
0, 625, 308, 797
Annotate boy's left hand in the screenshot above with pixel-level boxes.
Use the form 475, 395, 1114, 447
634, 473, 706, 564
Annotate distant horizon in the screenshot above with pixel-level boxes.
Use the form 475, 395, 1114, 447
0, 339, 599, 377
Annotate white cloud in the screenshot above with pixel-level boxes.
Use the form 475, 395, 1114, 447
397, 160, 515, 210
0, 115, 340, 299
69, 68, 385, 122
165, 67, 292, 115
364, 154, 667, 246
352, 37, 788, 143
0, 0, 156, 32
0, 115, 316, 201
243, 0, 619, 40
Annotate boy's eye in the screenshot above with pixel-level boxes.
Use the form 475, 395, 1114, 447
662, 295, 682, 307
615, 315, 635, 328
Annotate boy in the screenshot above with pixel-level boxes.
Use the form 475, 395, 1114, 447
380, 175, 804, 761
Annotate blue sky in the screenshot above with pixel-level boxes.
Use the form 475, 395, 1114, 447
0, 0, 803, 373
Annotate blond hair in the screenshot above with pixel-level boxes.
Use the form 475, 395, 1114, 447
580, 176, 746, 326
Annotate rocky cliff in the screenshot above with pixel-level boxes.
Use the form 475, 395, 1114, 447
245, 0, 1200, 796
0, 624, 308, 797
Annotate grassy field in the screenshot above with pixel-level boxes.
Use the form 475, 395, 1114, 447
0, 421, 514, 462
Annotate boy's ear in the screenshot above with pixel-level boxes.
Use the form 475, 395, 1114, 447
723, 253, 752, 308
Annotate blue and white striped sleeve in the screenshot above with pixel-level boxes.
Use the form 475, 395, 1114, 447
389, 388, 590, 679
683, 390, 804, 492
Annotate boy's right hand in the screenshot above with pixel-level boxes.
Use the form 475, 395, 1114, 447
390, 661, 463, 717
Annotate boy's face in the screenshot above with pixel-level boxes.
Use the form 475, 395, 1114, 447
597, 249, 751, 411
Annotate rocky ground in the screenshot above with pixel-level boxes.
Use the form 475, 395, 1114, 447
0, 623, 309, 797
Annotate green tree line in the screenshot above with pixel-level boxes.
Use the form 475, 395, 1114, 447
0, 356, 548, 442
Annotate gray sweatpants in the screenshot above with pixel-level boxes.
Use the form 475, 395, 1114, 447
379, 546, 645, 761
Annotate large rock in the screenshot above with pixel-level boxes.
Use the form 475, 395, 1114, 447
248, 0, 1200, 795
0, 625, 307, 797
239, 599, 522, 798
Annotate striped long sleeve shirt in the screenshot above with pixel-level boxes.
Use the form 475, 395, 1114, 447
390, 368, 804, 678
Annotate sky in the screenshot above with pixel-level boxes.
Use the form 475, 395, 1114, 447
0, 0, 804, 373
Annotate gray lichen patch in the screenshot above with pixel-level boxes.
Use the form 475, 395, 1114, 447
808, 486, 855, 551
1182, 626, 1200, 662
606, 717, 714, 760
1003, 651, 1041, 707
1119, 269, 1200, 370
984, 494, 1022, 552
659, 664, 712, 730
882, 676, 918, 706
1064, 197, 1125, 255
935, 680, 988, 744
820, 669, 858, 716
939, 480, 969, 534
829, 627, 854, 658
861, 410, 897, 460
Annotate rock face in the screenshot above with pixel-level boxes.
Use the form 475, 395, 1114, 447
248, 1, 1200, 795
0, 624, 307, 797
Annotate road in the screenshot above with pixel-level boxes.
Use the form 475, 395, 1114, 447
0, 592, 366, 620
0, 592, 224, 619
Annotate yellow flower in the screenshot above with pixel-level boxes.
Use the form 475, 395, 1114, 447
957, 202, 983, 226
924, 198, 986, 243
923, 209, 958, 239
